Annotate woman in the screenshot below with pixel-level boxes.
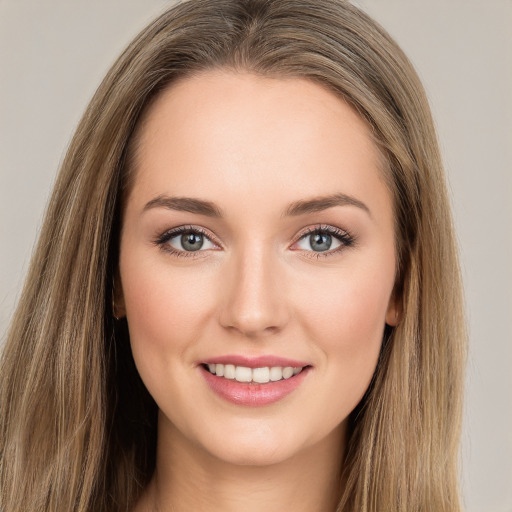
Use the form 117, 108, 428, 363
0, 1, 466, 511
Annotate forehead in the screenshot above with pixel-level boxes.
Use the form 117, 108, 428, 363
126, 70, 390, 218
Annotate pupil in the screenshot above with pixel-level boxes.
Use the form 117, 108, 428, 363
181, 232, 203, 251
310, 233, 331, 252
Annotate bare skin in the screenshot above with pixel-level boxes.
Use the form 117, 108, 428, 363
119, 71, 398, 512
136, 419, 345, 512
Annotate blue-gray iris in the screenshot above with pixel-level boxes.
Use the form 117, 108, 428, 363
310, 233, 332, 252
181, 232, 203, 251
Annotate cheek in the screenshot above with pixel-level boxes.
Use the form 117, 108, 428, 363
293, 256, 395, 405
119, 252, 215, 371
299, 263, 392, 346
305, 280, 387, 425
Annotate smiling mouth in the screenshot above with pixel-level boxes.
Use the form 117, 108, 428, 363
203, 363, 307, 384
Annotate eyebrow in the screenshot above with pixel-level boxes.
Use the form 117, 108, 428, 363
283, 193, 371, 218
143, 192, 371, 218
143, 195, 222, 217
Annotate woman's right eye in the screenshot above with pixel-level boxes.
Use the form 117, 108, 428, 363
156, 227, 218, 255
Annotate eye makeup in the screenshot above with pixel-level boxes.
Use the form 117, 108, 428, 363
290, 224, 356, 259
153, 222, 356, 260
153, 225, 221, 258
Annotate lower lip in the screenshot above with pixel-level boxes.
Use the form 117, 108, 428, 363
200, 365, 311, 407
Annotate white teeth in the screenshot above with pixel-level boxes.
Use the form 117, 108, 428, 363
224, 364, 236, 379
205, 363, 306, 383
252, 367, 270, 383
235, 366, 252, 383
269, 367, 282, 381
282, 367, 294, 379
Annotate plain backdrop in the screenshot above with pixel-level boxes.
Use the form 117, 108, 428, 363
0, 1, 511, 511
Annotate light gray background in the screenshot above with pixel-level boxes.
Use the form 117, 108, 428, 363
0, 1, 511, 510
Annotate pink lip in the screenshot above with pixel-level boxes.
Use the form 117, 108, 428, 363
199, 360, 312, 407
201, 354, 309, 368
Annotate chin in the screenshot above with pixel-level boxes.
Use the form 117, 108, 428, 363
208, 440, 295, 467
197, 416, 336, 469
187, 418, 303, 467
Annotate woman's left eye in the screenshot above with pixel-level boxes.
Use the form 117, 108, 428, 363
156, 227, 217, 254
293, 227, 354, 254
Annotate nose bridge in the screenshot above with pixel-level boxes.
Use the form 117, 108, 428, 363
219, 242, 288, 336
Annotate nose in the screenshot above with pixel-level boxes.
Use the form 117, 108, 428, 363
218, 246, 290, 338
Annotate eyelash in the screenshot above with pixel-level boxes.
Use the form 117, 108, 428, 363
293, 224, 356, 258
153, 225, 219, 258
153, 224, 356, 259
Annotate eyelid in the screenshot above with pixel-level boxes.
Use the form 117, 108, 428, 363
290, 224, 355, 256
153, 223, 355, 259
154, 224, 222, 256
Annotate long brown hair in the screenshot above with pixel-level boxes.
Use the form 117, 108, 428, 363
0, 1, 466, 510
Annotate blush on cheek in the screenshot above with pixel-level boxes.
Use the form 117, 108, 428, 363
307, 281, 388, 346
122, 262, 216, 351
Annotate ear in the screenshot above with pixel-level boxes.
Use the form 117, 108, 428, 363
112, 270, 126, 319
385, 289, 402, 327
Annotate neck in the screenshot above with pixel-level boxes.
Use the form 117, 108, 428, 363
136, 414, 346, 512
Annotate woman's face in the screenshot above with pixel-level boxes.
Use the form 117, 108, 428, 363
118, 71, 398, 466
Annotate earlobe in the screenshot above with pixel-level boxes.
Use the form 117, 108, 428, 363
385, 293, 402, 327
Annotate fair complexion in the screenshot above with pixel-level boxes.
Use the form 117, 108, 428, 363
118, 71, 398, 512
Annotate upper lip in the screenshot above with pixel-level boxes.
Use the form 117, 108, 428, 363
200, 354, 311, 368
